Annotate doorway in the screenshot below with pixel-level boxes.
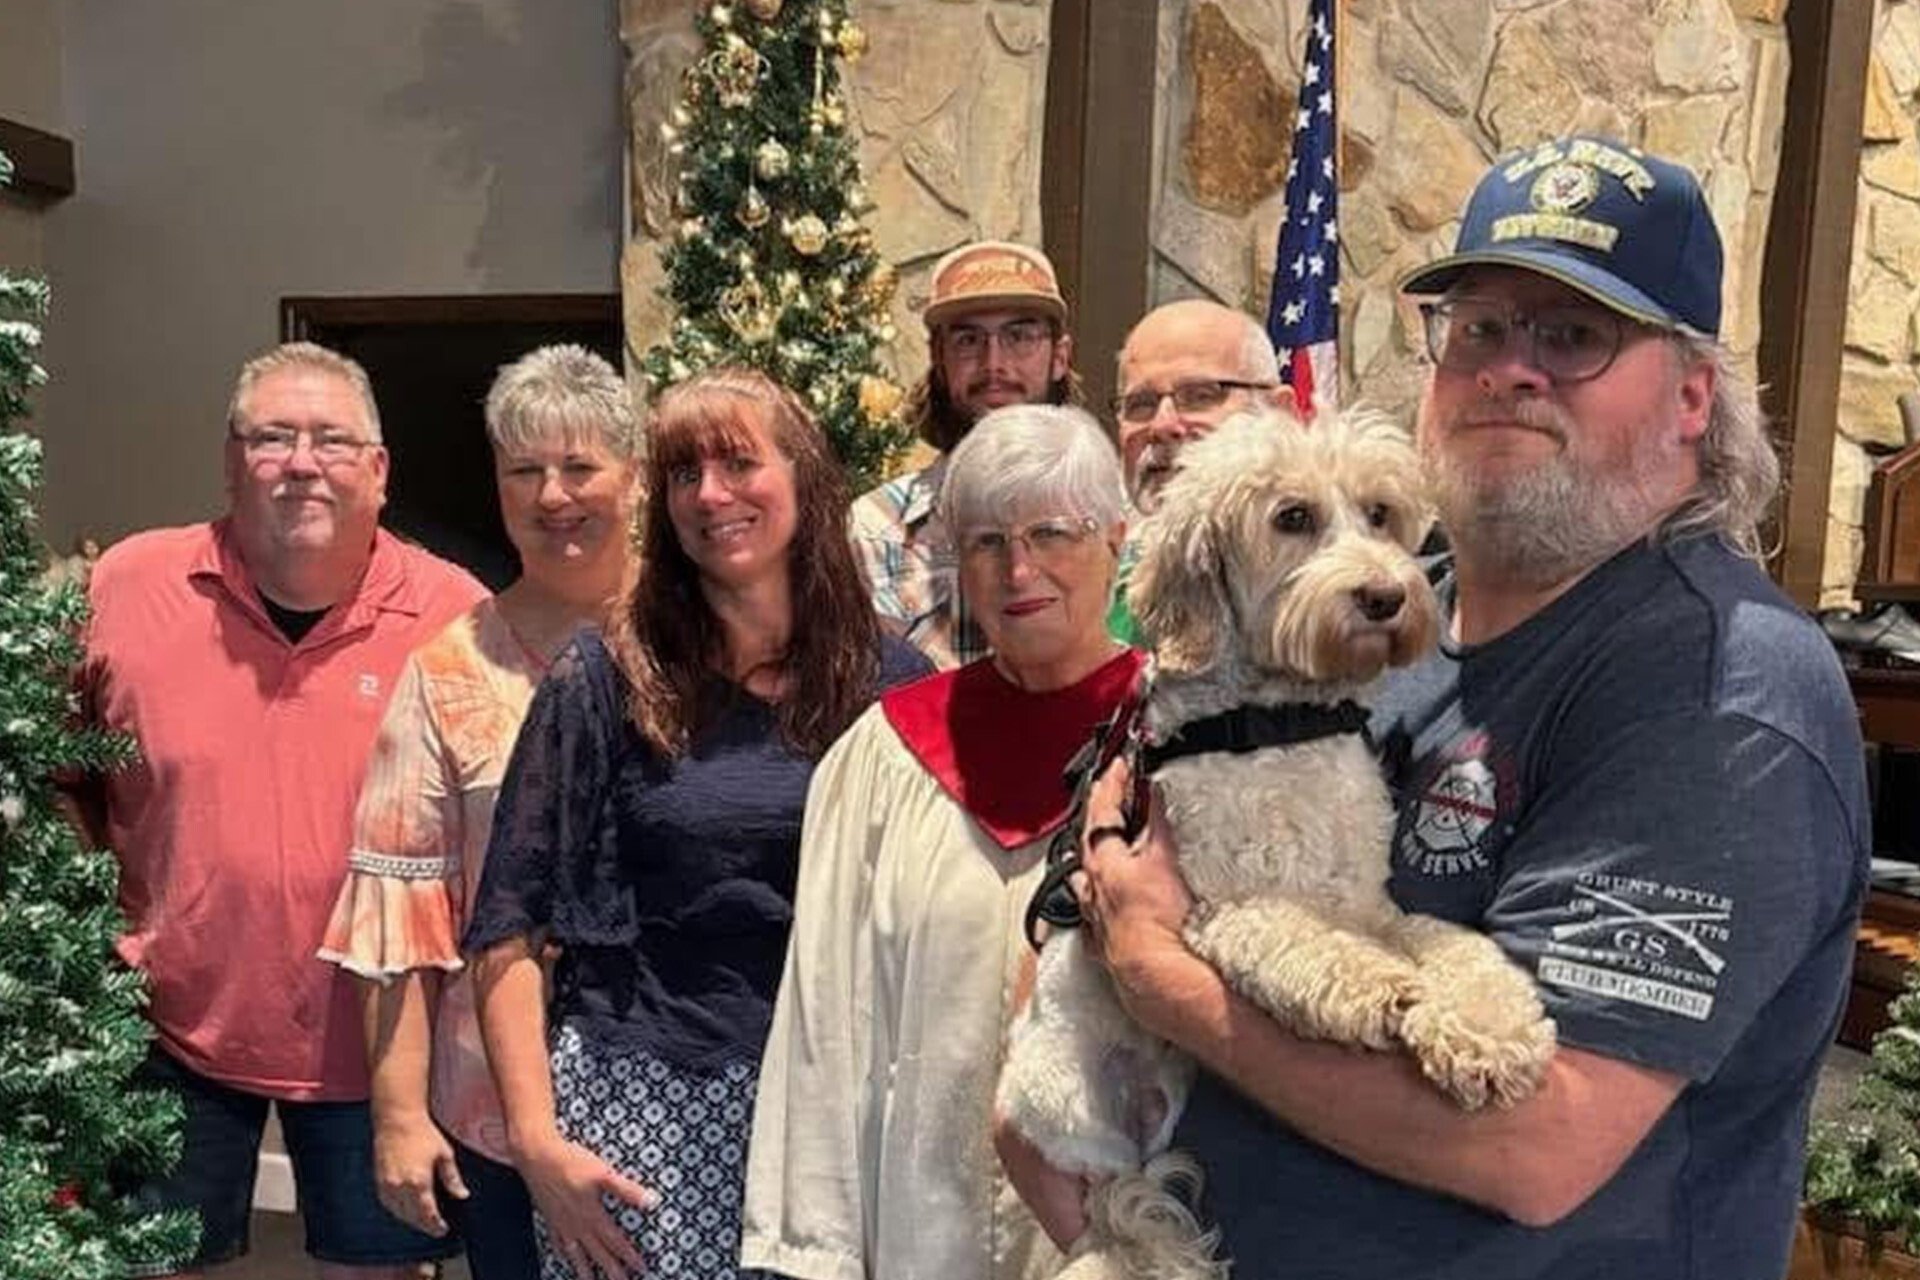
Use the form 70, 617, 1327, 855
283, 294, 623, 589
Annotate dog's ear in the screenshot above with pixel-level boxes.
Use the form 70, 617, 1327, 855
1128, 489, 1232, 675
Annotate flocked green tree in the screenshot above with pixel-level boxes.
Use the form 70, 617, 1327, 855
0, 150, 198, 1279
1806, 964, 1920, 1244
641, 0, 909, 490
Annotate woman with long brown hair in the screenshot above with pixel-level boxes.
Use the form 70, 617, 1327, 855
465, 367, 928, 1280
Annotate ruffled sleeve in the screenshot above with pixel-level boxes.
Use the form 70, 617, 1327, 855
320, 656, 465, 982
463, 631, 626, 953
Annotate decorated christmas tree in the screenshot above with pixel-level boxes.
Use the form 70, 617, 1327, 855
0, 150, 198, 1279
641, 0, 908, 490
1805, 965, 1920, 1243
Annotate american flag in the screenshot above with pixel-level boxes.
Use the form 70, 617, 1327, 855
1265, 0, 1338, 415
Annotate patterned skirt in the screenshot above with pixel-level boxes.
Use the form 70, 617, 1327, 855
540, 1023, 768, 1280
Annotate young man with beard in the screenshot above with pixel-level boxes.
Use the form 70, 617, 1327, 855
851, 240, 1079, 668
72, 343, 485, 1278
1046, 137, 1869, 1279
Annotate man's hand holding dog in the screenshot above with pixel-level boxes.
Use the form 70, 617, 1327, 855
1076, 757, 1215, 1037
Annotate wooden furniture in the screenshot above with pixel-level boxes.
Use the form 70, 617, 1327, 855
1859, 440, 1920, 604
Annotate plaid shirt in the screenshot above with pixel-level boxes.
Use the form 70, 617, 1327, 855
850, 457, 988, 669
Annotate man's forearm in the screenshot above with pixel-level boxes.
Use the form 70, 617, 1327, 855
1111, 927, 1682, 1226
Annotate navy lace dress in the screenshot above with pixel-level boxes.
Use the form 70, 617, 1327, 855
465, 629, 928, 1280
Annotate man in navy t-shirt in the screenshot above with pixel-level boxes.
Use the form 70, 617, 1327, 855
1043, 137, 1870, 1279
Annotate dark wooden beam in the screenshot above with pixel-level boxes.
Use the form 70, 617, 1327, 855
1041, 0, 1157, 422
282, 294, 620, 338
0, 117, 75, 201
1758, 0, 1873, 609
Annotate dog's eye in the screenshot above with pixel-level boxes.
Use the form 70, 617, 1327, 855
1366, 502, 1393, 530
1272, 504, 1316, 535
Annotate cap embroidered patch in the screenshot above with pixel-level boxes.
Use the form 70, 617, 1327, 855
1396, 133, 1725, 338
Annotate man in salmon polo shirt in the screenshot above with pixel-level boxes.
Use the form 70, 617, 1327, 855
72, 342, 485, 1278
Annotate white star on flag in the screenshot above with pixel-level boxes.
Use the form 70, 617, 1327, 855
1264, 0, 1340, 416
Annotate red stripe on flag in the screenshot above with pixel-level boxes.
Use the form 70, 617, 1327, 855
1290, 345, 1317, 421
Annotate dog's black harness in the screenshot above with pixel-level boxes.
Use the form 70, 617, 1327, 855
1139, 699, 1370, 773
1022, 685, 1373, 950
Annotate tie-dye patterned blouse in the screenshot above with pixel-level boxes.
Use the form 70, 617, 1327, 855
319, 598, 551, 1164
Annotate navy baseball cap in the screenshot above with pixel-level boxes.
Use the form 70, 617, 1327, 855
1398, 136, 1724, 338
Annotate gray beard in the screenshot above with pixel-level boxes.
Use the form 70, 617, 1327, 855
1428, 447, 1661, 590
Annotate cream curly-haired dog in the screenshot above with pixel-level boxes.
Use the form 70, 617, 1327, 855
996, 408, 1557, 1280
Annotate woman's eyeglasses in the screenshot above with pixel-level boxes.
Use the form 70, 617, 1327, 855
956, 515, 1100, 565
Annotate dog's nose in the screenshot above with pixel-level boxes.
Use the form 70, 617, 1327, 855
1353, 584, 1405, 622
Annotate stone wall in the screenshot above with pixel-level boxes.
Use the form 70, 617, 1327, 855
620, 0, 1054, 393
1149, 0, 1790, 424
624, 2, 1907, 596
1832, 0, 1920, 607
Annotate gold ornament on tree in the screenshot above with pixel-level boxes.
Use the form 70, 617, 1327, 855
710, 3, 733, 27
838, 23, 869, 60
786, 214, 830, 256
744, 0, 783, 18
706, 37, 766, 109
858, 374, 904, 423
864, 261, 899, 308
737, 185, 771, 229
721, 277, 778, 343
832, 211, 871, 251
754, 139, 791, 181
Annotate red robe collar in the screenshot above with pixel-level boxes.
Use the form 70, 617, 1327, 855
882, 648, 1145, 850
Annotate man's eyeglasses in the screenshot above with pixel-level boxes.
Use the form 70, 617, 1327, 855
231, 425, 377, 466
1112, 379, 1276, 424
944, 318, 1054, 361
1419, 298, 1653, 384
956, 515, 1100, 565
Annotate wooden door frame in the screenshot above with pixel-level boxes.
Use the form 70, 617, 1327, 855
1759, 0, 1874, 609
1041, 0, 1158, 422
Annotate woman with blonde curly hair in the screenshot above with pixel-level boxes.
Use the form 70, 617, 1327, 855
466, 367, 927, 1280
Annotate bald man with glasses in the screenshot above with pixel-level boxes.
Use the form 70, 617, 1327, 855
1102, 299, 1292, 644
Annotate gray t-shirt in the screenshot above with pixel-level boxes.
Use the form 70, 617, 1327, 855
1175, 534, 1869, 1280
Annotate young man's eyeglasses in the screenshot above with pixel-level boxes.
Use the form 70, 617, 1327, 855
230, 425, 377, 466
1419, 298, 1655, 384
956, 515, 1100, 565
1111, 379, 1277, 425
944, 318, 1055, 361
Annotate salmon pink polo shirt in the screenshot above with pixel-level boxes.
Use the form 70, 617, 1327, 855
82, 521, 486, 1101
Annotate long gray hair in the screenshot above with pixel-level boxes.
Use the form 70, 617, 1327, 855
1662, 336, 1780, 560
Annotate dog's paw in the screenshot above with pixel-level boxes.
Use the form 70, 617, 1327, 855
1187, 901, 1420, 1051
1398, 979, 1557, 1109
1297, 949, 1422, 1050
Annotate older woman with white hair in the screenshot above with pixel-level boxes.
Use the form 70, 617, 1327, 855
321, 344, 641, 1279
740, 403, 1141, 1280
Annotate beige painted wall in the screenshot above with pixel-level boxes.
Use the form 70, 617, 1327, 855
36, 0, 625, 550
0, 0, 65, 294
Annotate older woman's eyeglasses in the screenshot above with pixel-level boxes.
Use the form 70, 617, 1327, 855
1418, 298, 1647, 384
956, 515, 1100, 565
1111, 379, 1276, 424
944, 319, 1053, 361
231, 425, 376, 466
